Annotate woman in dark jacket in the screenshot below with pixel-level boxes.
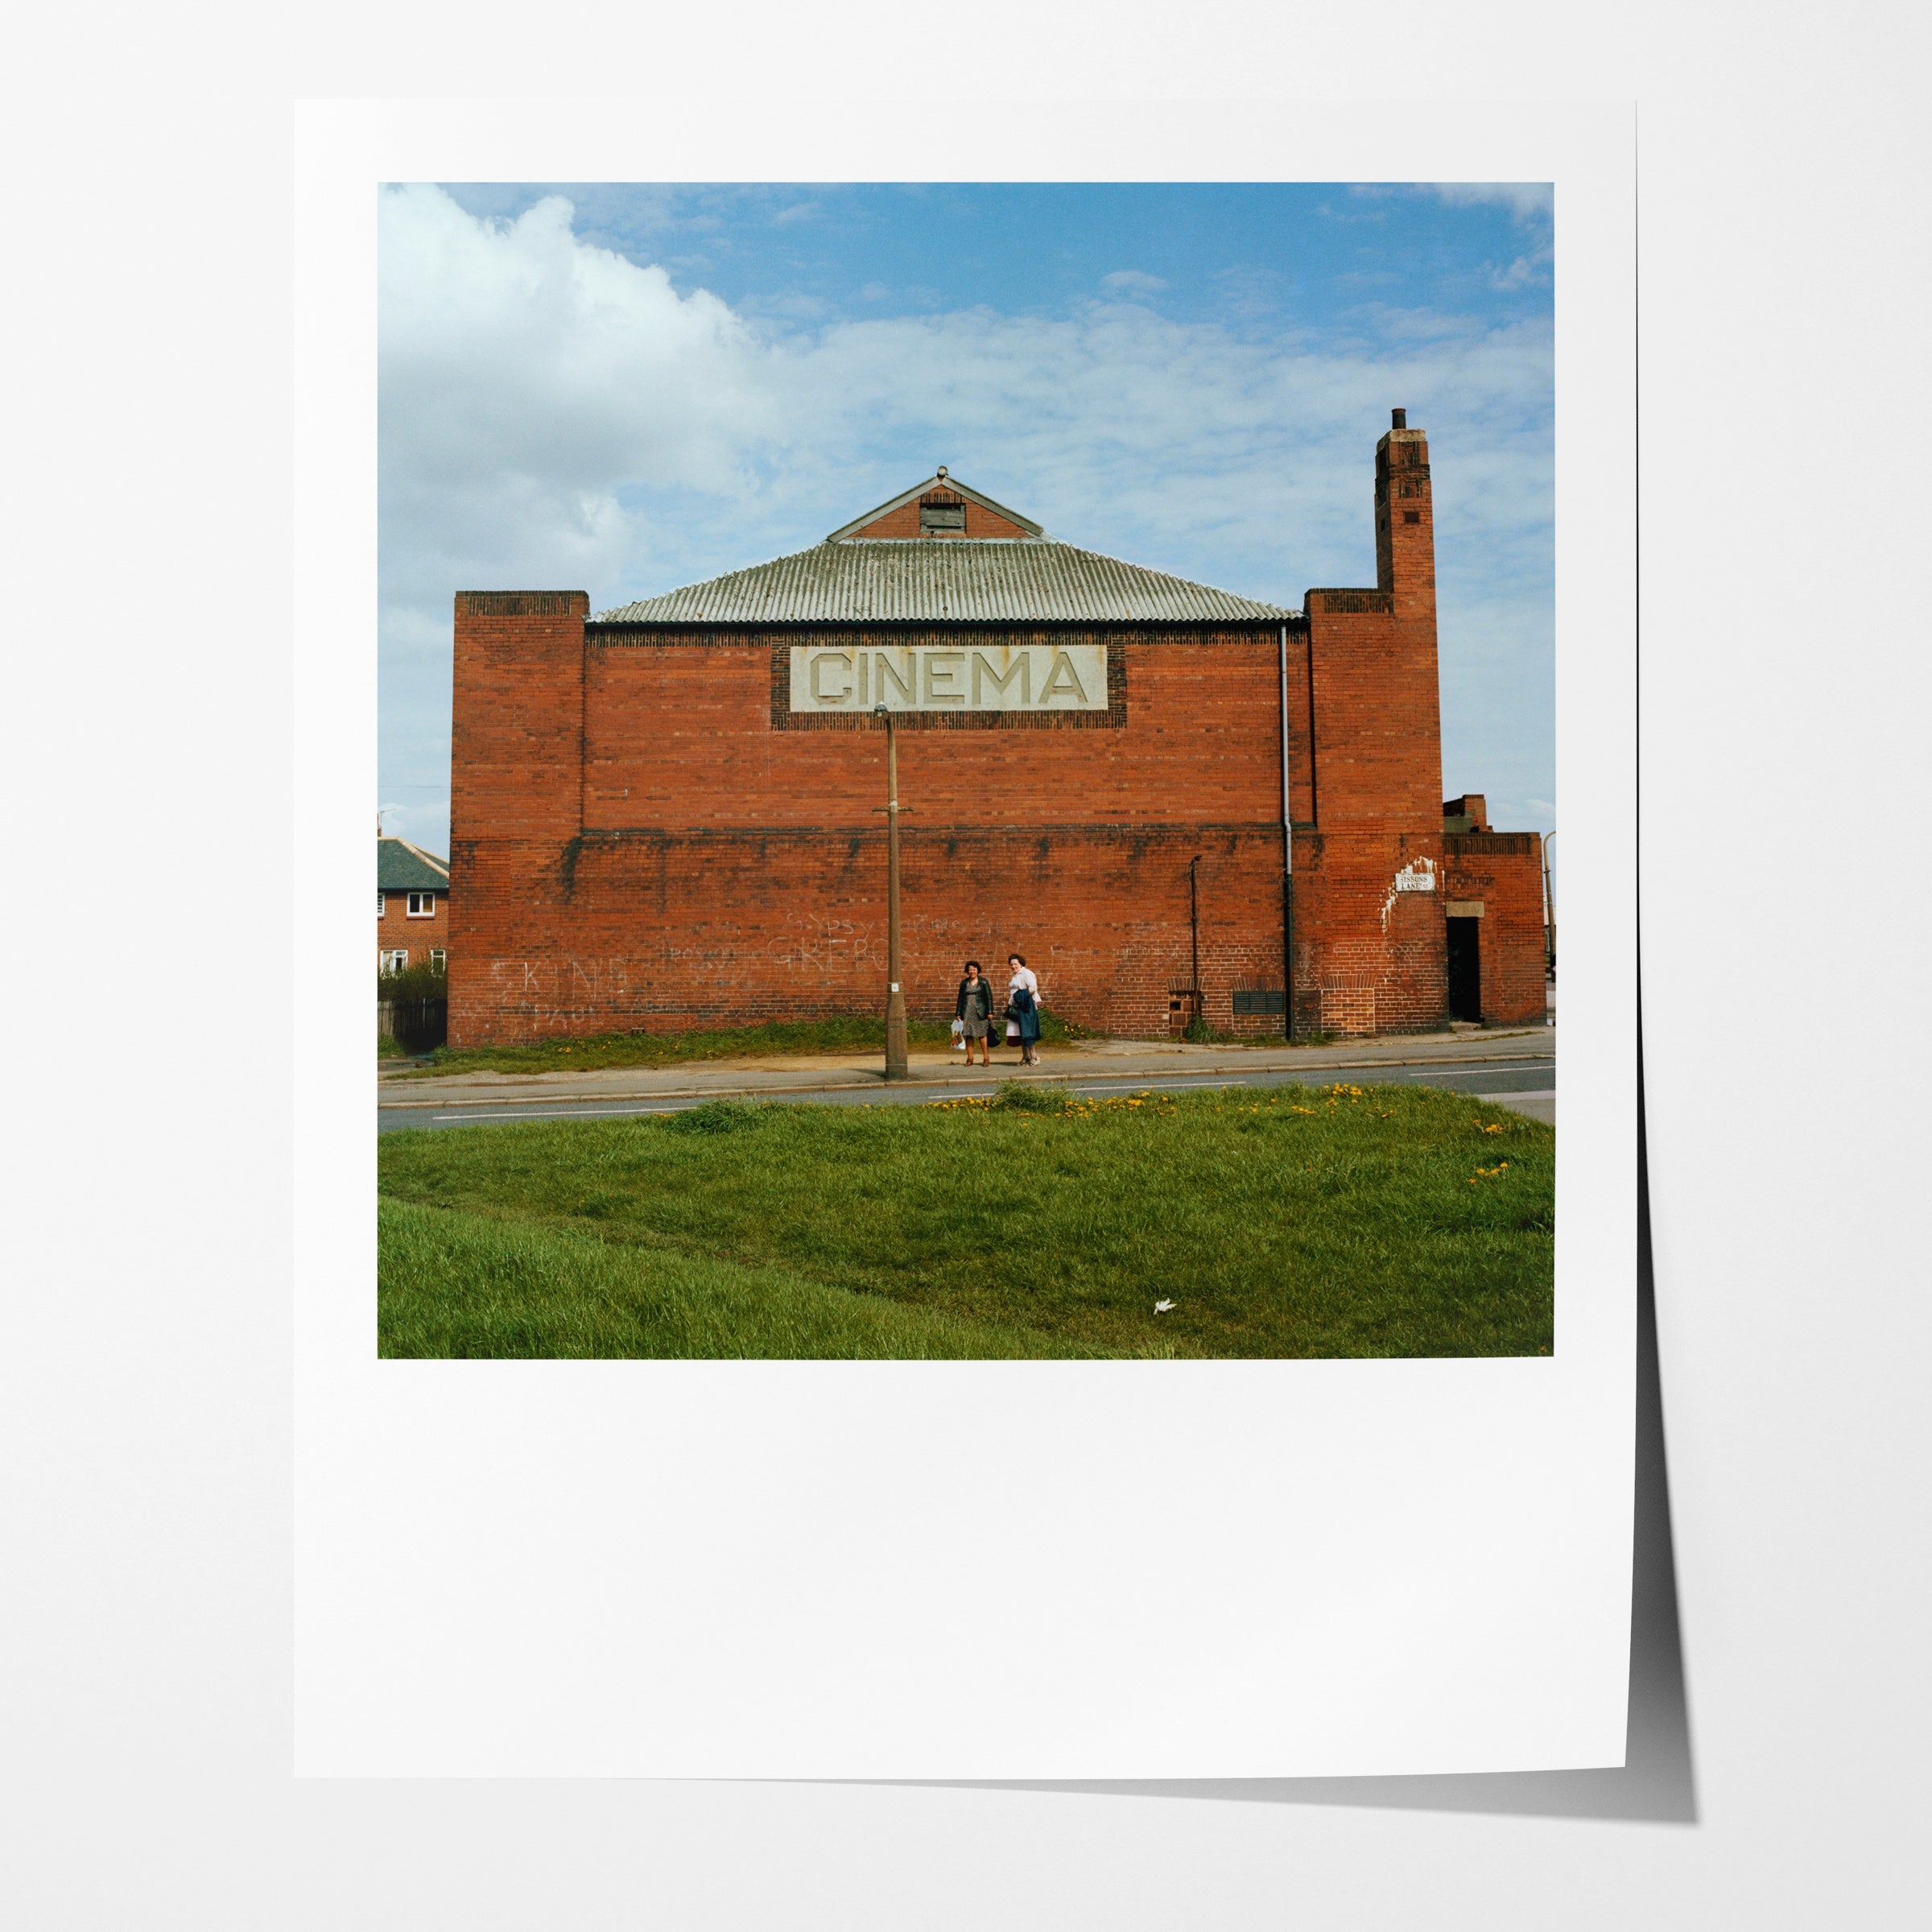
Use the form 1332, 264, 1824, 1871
956, 960, 994, 1067
1006, 952, 1042, 1066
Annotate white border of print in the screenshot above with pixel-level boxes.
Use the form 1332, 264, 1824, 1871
295, 100, 1633, 1779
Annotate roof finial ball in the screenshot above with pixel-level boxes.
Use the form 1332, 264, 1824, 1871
1391, 408, 1406, 429
936, 465, 947, 478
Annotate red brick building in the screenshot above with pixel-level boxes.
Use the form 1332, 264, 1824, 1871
377, 836, 450, 972
446, 415, 1544, 1045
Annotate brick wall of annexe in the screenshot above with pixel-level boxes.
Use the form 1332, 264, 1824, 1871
445, 422, 1546, 1046
1442, 832, 1547, 1026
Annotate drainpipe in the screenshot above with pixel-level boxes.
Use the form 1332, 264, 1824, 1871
1189, 852, 1203, 1009
1279, 623, 1295, 1040
1542, 829, 1557, 976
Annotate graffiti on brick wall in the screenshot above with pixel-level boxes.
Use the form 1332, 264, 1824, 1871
766, 912, 884, 973
486, 956, 638, 1014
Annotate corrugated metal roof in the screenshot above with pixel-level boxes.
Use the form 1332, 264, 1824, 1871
377, 837, 450, 891
592, 539, 1297, 625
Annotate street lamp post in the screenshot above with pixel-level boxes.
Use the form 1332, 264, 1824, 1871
875, 704, 909, 1080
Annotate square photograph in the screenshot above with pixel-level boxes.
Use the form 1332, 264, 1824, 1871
374, 181, 1556, 1360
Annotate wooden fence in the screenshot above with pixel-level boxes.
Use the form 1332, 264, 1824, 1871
378, 997, 448, 1052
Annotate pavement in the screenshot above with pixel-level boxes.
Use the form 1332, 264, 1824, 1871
378, 1018, 1556, 1133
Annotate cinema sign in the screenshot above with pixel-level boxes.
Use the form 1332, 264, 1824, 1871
789, 642, 1108, 712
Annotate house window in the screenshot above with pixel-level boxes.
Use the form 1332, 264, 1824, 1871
407, 890, 436, 917
376, 891, 386, 917
429, 948, 445, 971
382, 949, 409, 972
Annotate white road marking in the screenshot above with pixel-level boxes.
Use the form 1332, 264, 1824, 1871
388, 1066, 1553, 1128
409, 1073, 1561, 1127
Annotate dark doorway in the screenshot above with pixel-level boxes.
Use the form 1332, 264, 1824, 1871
1447, 918, 1482, 1022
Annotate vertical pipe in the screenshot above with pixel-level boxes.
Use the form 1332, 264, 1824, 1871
1279, 624, 1295, 1040
1189, 853, 1202, 1002
884, 711, 908, 1079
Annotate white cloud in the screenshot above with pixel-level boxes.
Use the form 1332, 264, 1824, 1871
379, 184, 774, 601
1100, 269, 1168, 294
1429, 183, 1554, 224
1488, 228, 1555, 290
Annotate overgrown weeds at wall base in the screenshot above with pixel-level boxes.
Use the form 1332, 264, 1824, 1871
377, 958, 448, 1002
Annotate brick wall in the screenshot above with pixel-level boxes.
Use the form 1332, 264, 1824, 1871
451, 617, 1298, 1044
580, 628, 1282, 829
844, 490, 1033, 541
1287, 420, 1451, 1035
376, 887, 448, 967
1442, 832, 1546, 1026
447, 824, 1291, 1045
450, 592, 588, 844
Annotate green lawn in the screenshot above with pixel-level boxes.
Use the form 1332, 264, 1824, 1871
378, 1082, 1554, 1360
398, 1009, 1096, 1079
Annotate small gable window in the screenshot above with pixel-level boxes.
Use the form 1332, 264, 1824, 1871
919, 499, 966, 535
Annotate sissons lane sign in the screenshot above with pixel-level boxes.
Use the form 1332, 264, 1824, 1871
789, 642, 1108, 712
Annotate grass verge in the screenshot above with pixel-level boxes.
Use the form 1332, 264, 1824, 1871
379, 1196, 1091, 1357
403, 1009, 1097, 1078
378, 1081, 1554, 1359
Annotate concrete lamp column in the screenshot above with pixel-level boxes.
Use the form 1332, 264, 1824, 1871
874, 704, 910, 1080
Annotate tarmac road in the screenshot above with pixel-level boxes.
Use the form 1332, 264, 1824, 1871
378, 1029, 1555, 1134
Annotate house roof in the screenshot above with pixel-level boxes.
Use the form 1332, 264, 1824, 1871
378, 837, 450, 892
592, 539, 1298, 626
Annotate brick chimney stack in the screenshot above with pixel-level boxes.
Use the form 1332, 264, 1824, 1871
1374, 407, 1436, 625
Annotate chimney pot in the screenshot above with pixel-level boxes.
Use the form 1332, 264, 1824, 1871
1391, 408, 1407, 429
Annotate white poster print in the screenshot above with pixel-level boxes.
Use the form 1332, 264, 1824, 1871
303, 106, 1633, 1785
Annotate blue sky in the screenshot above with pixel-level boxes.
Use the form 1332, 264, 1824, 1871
438, 181, 1554, 337
379, 182, 1553, 858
